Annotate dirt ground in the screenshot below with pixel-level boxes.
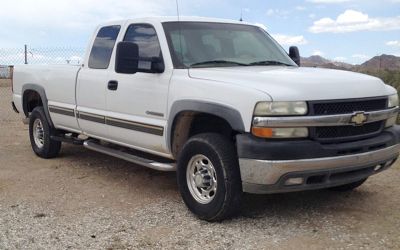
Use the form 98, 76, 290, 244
1, 86, 400, 249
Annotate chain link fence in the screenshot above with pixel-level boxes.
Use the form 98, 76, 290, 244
0, 45, 85, 125
0, 65, 15, 126
0, 45, 85, 65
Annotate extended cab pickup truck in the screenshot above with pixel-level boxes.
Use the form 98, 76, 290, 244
12, 17, 400, 221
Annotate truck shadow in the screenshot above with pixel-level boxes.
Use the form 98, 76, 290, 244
240, 190, 373, 220
59, 144, 376, 220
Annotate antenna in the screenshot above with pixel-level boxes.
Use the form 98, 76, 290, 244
240, 8, 243, 21
175, 0, 184, 65
176, 0, 180, 21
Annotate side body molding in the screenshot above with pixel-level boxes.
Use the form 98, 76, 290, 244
22, 83, 54, 127
167, 100, 245, 151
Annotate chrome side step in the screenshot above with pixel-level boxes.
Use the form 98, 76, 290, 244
83, 140, 176, 171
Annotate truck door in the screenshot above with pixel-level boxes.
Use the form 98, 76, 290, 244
106, 23, 172, 156
76, 25, 121, 138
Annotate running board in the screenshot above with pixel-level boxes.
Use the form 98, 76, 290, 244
83, 140, 176, 172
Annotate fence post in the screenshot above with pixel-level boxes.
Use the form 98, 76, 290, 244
24, 44, 28, 64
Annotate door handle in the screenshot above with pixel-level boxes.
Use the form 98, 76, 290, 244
108, 80, 118, 91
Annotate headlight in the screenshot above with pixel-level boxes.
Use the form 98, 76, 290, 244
388, 94, 399, 108
254, 101, 307, 116
251, 127, 308, 138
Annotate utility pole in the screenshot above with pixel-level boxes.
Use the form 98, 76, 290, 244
24, 44, 28, 64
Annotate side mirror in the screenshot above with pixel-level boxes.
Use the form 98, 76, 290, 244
115, 41, 165, 74
289, 46, 301, 66
115, 41, 139, 74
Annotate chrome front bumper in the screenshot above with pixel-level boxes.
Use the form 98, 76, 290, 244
239, 144, 400, 194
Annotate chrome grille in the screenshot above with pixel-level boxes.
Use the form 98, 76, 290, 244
310, 97, 388, 142
311, 97, 388, 115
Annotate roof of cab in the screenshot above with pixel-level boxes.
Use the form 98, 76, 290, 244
98, 16, 255, 27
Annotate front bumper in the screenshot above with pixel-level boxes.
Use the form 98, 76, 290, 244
237, 126, 400, 194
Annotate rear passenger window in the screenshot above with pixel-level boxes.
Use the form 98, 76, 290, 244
123, 24, 162, 61
88, 25, 120, 69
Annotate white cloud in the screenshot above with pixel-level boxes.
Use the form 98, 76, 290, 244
266, 9, 290, 18
296, 6, 307, 11
334, 56, 347, 61
312, 50, 325, 56
0, 0, 186, 46
307, 0, 351, 3
0, 0, 174, 31
386, 40, 400, 47
352, 54, 370, 60
309, 13, 316, 19
272, 34, 308, 45
351, 54, 372, 63
309, 10, 400, 33
266, 9, 275, 16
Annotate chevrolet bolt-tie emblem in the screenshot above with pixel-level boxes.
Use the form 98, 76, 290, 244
350, 112, 368, 126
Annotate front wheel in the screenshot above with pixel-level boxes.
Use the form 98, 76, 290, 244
177, 133, 242, 221
29, 106, 61, 158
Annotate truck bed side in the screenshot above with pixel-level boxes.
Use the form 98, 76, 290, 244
13, 64, 81, 132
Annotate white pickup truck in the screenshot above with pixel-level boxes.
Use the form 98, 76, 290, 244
11, 17, 400, 221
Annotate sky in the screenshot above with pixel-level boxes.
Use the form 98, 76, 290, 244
0, 0, 399, 64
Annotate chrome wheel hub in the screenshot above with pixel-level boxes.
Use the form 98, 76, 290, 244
186, 154, 217, 204
33, 118, 44, 148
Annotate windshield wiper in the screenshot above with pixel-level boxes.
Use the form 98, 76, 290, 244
190, 60, 248, 67
249, 60, 294, 66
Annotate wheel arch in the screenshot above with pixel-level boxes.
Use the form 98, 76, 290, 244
22, 83, 54, 127
167, 100, 245, 158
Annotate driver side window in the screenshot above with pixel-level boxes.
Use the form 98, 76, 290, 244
123, 24, 163, 61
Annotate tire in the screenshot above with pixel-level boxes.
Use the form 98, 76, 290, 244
177, 133, 242, 221
328, 178, 367, 192
29, 106, 61, 158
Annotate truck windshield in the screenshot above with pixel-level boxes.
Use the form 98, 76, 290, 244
162, 22, 297, 68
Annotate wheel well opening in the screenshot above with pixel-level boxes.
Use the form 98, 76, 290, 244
23, 90, 43, 117
171, 111, 236, 159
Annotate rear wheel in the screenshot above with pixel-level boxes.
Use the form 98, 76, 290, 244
328, 178, 367, 192
29, 106, 61, 158
177, 133, 242, 221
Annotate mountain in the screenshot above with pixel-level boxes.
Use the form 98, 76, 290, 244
358, 54, 400, 71
301, 55, 331, 66
301, 54, 400, 72
301, 55, 353, 70
300, 54, 400, 93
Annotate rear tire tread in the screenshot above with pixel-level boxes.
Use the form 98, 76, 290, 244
29, 106, 61, 158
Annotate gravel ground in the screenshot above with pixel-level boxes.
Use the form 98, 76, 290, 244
1, 86, 400, 249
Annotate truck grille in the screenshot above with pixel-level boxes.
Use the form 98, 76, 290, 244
311, 97, 388, 115
314, 121, 384, 141
310, 97, 388, 142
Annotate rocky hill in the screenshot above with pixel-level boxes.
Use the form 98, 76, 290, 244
358, 54, 400, 71
301, 54, 400, 72
301, 54, 400, 92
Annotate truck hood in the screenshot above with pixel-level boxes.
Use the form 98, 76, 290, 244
188, 66, 393, 101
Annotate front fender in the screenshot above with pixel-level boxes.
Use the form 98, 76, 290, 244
167, 99, 245, 151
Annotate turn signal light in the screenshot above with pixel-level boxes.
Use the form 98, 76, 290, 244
251, 127, 308, 138
251, 127, 273, 138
